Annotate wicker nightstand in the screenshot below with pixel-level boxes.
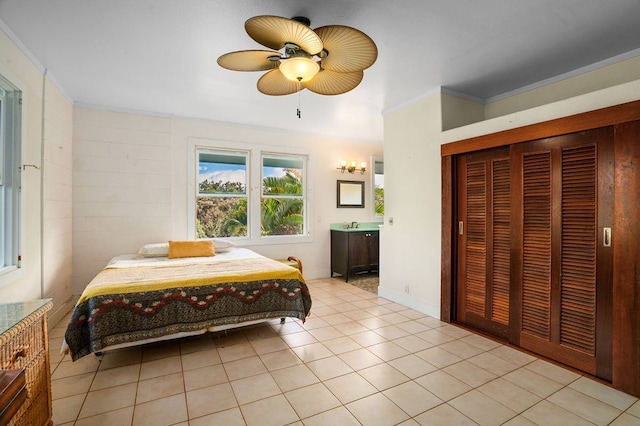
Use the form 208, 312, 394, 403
0, 300, 53, 426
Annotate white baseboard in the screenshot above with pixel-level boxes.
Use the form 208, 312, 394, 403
47, 297, 75, 330
377, 286, 441, 320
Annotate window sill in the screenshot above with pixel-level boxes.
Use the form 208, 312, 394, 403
0, 265, 22, 290
227, 234, 313, 247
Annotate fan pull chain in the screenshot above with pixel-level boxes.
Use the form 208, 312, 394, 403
297, 79, 302, 119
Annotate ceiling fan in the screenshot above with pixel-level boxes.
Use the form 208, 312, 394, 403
217, 15, 378, 96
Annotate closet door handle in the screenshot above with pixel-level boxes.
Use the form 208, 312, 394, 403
603, 227, 612, 247
459, 221, 464, 235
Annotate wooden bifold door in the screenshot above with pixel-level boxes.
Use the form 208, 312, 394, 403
456, 146, 511, 339
456, 127, 613, 381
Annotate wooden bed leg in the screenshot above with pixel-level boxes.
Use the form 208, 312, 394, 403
280, 318, 286, 324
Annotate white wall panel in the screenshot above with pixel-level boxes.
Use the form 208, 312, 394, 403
72, 108, 173, 294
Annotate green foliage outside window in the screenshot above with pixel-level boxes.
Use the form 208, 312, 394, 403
261, 169, 304, 236
374, 186, 384, 215
196, 169, 303, 238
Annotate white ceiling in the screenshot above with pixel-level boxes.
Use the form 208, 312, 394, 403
1, 0, 639, 143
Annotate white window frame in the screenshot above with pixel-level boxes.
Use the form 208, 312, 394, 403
196, 147, 250, 238
0, 73, 22, 278
0, 86, 5, 187
188, 138, 313, 245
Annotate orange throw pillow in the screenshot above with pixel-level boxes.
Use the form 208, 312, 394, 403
168, 240, 215, 258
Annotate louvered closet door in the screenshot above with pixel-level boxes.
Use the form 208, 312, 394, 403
513, 128, 613, 380
456, 147, 511, 338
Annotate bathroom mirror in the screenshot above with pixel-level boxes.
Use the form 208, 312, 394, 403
337, 180, 365, 208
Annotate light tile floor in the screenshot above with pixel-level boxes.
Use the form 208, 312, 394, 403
49, 278, 640, 426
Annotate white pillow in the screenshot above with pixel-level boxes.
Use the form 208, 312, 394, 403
212, 239, 235, 252
137, 239, 234, 256
137, 242, 169, 257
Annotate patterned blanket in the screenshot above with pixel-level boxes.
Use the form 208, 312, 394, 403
64, 250, 312, 360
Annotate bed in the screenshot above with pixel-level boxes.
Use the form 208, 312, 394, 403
63, 245, 312, 361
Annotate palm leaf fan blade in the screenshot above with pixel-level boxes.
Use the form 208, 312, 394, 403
314, 25, 378, 73
303, 69, 363, 95
257, 69, 304, 96
245, 15, 323, 55
217, 50, 280, 71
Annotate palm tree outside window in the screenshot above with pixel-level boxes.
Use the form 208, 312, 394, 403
261, 154, 305, 236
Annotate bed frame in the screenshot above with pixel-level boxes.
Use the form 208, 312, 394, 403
63, 250, 310, 360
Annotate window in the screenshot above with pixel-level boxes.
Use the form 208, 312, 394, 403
373, 158, 384, 217
261, 154, 305, 236
190, 139, 311, 244
0, 74, 22, 273
196, 149, 248, 238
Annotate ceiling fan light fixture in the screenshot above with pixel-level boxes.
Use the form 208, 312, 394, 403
279, 57, 320, 82
219, 15, 377, 95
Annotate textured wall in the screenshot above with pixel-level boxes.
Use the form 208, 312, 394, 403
72, 108, 173, 293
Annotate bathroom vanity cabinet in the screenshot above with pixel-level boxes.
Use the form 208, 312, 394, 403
331, 228, 379, 281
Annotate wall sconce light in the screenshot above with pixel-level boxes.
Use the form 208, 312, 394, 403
338, 160, 366, 174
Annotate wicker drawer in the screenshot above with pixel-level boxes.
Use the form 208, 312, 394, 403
0, 300, 52, 426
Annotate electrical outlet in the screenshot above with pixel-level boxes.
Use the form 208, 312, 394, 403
404, 285, 409, 293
